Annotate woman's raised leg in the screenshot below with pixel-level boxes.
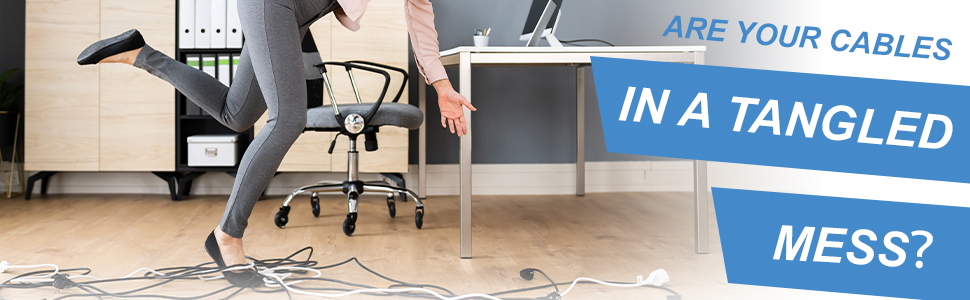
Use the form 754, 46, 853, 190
134, 44, 268, 132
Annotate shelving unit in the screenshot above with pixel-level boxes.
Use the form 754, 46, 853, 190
154, 1, 251, 200
173, 48, 250, 172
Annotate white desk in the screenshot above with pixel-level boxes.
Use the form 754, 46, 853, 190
416, 46, 709, 258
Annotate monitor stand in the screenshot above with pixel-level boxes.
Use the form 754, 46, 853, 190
544, 33, 564, 47
520, 30, 564, 47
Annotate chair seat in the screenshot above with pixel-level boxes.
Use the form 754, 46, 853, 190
306, 103, 423, 130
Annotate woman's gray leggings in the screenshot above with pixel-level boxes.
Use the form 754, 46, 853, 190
134, 0, 337, 238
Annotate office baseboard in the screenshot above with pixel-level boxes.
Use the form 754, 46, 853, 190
412, 161, 693, 195
23, 162, 691, 196
23, 162, 970, 208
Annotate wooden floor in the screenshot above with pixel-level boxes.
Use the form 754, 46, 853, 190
0, 192, 891, 299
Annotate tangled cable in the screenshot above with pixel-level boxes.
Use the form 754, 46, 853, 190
0, 247, 679, 300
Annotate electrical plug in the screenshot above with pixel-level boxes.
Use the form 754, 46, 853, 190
538, 292, 561, 300
0, 260, 9, 273
638, 269, 669, 286
52, 273, 76, 289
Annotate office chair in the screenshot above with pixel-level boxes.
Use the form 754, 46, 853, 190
273, 60, 424, 236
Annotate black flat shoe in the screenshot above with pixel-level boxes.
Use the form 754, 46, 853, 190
76, 29, 145, 65
204, 230, 263, 287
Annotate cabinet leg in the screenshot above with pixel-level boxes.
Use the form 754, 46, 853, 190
182, 180, 193, 196
178, 172, 205, 197
25, 171, 57, 200
41, 177, 50, 194
152, 172, 180, 201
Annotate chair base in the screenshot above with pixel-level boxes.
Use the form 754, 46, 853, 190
278, 119, 424, 235
274, 176, 424, 235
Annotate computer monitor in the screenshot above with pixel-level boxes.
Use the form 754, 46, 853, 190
520, 0, 564, 47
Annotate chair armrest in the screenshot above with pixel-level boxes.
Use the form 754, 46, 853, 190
345, 61, 409, 103
313, 61, 391, 128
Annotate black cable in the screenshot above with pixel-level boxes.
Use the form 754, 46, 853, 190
270, 255, 456, 297
74, 284, 104, 300
247, 246, 316, 269
2, 267, 92, 285
44, 262, 258, 300
85, 278, 179, 296
559, 38, 615, 46
531, 269, 559, 294
0, 283, 52, 289
274, 257, 456, 298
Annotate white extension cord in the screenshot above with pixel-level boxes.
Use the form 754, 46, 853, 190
0, 260, 68, 283
0, 260, 671, 299
256, 264, 508, 300
255, 265, 670, 300
559, 268, 670, 297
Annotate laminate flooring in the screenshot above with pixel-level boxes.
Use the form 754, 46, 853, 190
0, 192, 893, 299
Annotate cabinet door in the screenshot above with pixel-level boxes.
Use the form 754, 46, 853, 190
330, 0, 409, 173
25, 0, 101, 171
99, 0, 176, 171
254, 16, 334, 172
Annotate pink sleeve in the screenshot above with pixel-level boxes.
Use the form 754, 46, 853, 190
404, 0, 448, 85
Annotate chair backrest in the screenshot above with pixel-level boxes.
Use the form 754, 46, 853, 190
313, 61, 408, 133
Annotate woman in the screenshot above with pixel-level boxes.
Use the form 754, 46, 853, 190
76, 0, 475, 287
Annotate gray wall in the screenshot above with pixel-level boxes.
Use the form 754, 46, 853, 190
407, 0, 706, 165
0, 0, 25, 85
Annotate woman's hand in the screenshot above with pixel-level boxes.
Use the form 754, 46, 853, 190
433, 79, 476, 137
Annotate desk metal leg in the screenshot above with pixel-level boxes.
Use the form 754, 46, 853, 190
418, 74, 427, 199
694, 160, 710, 254
576, 66, 585, 196
692, 52, 709, 255
459, 51, 473, 259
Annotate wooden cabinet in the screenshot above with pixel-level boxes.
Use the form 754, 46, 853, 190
99, 0, 176, 171
25, 0, 102, 171
257, 0, 410, 173
25, 0, 176, 172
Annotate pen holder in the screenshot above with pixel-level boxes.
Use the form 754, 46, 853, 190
473, 35, 490, 47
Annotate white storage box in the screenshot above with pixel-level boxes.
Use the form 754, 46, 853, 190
187, 134, 240, 167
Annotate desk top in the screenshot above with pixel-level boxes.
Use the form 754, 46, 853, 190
438, 46, 706, 67
440, 46, 706, 57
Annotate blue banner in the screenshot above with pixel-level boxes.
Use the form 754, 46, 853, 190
712, 188, 968, 299
591, 57, 968, 183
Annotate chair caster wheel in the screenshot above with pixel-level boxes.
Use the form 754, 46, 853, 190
387, 196, 396, 218
343, 213, 357, 236
414, 208, 424, 229
275, 206, 291, 228
310, 196, 321, 217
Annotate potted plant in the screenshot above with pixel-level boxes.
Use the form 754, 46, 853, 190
0, 69, 24, 152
